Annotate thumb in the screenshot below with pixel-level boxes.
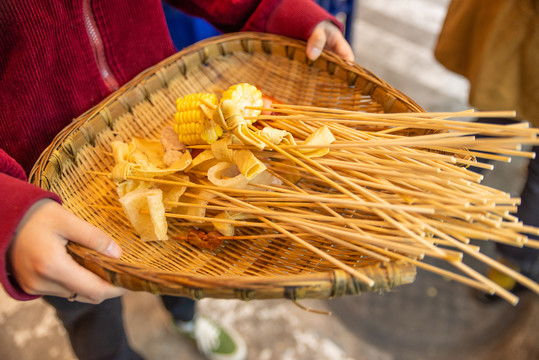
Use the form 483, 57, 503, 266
306, 26, 327, 61
53, 205, 122, 258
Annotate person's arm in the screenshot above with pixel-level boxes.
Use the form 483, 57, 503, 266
0, 150, 126, 303
167, 0, 354, 61
0, 153, 58, 301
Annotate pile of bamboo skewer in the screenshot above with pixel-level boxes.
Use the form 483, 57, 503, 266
96, 105, 539, 305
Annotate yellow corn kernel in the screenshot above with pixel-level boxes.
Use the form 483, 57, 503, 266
220, 83, 264, 125
173, 93, 223, 145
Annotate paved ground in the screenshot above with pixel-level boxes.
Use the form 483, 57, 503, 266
1, 1, 538, 359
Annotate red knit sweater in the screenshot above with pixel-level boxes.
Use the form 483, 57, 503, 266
0, 0, 340, 300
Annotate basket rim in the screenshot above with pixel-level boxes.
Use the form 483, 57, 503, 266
67, 243, 416, 299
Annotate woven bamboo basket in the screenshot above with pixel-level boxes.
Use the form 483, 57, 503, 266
29, 32, 424, 300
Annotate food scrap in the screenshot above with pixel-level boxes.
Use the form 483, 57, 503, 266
184, 229, 224, 250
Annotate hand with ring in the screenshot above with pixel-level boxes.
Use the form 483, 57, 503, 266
8, 199, 127, 303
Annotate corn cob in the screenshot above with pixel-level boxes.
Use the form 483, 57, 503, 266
174, 93, 222, 145
220, 83, 264, 125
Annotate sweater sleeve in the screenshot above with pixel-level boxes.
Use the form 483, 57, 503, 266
166, 0, 343, 40
243, 0, 344, 41
0, 149, 62, 300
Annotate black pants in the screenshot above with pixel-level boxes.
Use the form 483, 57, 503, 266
499, 144, 539, 278
44, 295, 195, 360
473, 117, 539, 278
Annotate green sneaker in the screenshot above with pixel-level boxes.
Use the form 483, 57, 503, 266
174, 315, 247, 360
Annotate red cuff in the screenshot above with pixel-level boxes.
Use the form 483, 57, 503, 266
0, 173, 62, 301
243, 0, 344, 41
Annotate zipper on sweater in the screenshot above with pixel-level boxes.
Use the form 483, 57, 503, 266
82, 0, 119, 92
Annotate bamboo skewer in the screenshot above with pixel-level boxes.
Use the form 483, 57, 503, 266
255, 106, 523, 132
174, 233, 311, 241
260, 104, 517, 120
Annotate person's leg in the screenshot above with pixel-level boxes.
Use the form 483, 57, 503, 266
44, 296, 144, 360
161, 295, 196, 322
161, 296, 247, 360
497, 145, 539, 279
468, 118, 538, 301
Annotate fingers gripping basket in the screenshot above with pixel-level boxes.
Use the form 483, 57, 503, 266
30, 33, 420, 300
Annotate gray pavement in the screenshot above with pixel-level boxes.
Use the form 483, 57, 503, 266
1, 1, 538, 359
